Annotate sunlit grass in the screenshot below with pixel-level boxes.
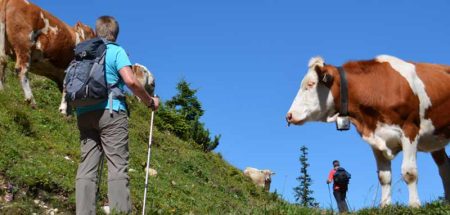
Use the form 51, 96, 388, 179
0, 64, 319, 214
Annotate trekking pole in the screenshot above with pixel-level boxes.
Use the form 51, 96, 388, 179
346, 197, 352, 212
142, 99, 156, 215
327, 183, 334, 213
96, 152, 105, 202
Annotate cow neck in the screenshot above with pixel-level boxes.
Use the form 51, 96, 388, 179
337, 66, 349, 116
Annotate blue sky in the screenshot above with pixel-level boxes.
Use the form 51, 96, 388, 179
34, 0, 450, 210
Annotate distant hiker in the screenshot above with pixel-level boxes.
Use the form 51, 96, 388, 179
327, 160, 350, 213
72, 16, 159, 214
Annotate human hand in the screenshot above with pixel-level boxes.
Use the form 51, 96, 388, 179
149, 97, 159, 111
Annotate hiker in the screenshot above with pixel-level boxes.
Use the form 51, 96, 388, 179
327, 160, 350, 213
73, 16, 159, 214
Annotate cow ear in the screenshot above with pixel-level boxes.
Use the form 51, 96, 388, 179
315, 65, 334, 86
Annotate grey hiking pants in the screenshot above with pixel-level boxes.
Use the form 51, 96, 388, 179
333, 190, 348, 213
76, 110, 131, 215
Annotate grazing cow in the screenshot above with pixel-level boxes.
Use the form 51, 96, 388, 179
0, 0, 95, 110
243, 167, 275, 191
286, 55, 450, 207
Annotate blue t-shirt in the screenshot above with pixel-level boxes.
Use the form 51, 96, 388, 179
76, 44, 131, 116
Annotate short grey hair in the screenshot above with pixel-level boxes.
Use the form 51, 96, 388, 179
95, 16, 119, 42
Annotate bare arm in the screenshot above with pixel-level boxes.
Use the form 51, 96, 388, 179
119, 66, 159, 110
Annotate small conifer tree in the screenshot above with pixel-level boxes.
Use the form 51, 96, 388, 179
158, 79, 220, 152
293, 145, 319, 207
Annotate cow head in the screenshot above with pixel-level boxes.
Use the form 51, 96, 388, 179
261, 170, 275, 191
132, 64, 155, 96
261, 169, 275, 181
286, 57, 338, 125
73, 21, 96, 44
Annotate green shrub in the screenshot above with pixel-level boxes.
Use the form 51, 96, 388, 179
157, 79, 220, 152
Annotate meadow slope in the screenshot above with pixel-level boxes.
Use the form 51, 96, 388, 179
0, 61, 448, 214
0, 62, 314, 214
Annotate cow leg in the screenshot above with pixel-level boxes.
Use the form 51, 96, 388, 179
431, 148, 450, 203
0, 55, 6, 90
59, 86, 68, 115
15, 55, 36, 108
372, 148, 392, 207
0, 19, 5, 90
401, 138, 421, 207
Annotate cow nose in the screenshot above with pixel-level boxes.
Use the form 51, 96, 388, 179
286, 112, 293, 123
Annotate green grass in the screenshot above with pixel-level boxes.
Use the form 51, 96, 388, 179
0, 63, 318, 214
0, 62, 448, 214
356, 201, 450, 215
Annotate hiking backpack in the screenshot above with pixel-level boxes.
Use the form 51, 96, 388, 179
333, 167, 351, 185
64, 38, 125, 109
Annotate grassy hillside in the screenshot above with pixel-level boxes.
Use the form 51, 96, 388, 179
0, 61, 448, 214
0, 62, 315, 214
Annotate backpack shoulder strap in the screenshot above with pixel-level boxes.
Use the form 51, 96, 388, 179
98, 39, 125, 115
100, 37, 119, 46
101, 40, 126, 86
98, 38, 124, 63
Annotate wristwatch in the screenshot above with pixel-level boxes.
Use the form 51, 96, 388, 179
148, 98, 155, 110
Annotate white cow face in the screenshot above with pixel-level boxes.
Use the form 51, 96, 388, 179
132, 63, 155, 96
261, 170, 275, 181
286, 57, 337, 125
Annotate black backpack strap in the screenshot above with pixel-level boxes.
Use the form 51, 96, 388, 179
97, 47, 107, 64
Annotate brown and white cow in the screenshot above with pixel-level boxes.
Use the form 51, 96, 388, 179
132, 63, 155, 97
0, 0, 95, 111
286, 55, 450, 207
243, 167, 275, 191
